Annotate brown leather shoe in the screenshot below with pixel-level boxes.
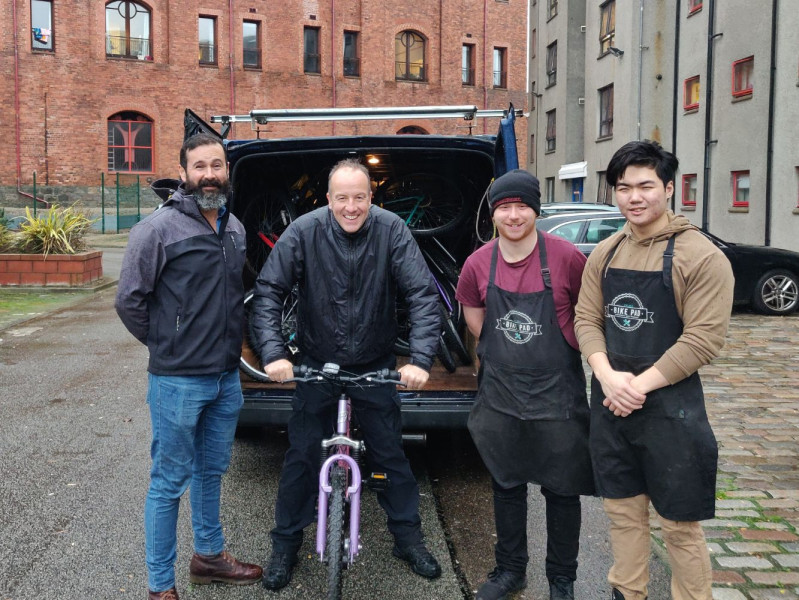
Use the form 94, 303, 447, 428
148, 589, 179, 600
189, 551, 263, 585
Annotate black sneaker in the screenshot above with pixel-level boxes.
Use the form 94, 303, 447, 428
475, 567, 527, 600
392, 543, 442, 579
612, 589, 646, 600
262, 551, 297, 591
550, 575, 574, 600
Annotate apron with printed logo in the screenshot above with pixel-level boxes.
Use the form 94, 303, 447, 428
467, 238, 594, 493
590, 234, 717, 521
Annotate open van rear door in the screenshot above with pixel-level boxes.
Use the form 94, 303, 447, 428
493, 102, 520, 177
184, 108, 224, 141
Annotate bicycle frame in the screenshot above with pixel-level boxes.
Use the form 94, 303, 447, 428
316, 393, 365, 565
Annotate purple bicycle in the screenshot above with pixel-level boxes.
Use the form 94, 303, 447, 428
287, 363, 403, 600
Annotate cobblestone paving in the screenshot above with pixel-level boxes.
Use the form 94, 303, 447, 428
653, 313, 799, 599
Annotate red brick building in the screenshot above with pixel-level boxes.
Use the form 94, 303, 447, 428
1, 0, 527, 204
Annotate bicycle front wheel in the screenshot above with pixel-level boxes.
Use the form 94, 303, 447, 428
326, 465, 348, 600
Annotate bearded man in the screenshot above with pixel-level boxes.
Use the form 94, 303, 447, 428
116, 133, 262, 599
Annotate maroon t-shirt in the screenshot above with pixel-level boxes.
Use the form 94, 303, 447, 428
455, 232, 587, 350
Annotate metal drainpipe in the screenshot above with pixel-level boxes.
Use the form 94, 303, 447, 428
483, 0, 488, 135
228, 0, 236, 134
331, 0, 336, 136
637, 0, 644, 140
764, 0, 778, 246
670, 0, 681, 212
12, 0, 23, 192
701, 0, 719, 232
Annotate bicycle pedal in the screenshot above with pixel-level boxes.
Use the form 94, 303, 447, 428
366, 472, 390, 490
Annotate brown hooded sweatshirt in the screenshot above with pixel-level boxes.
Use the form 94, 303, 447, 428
575, 211, 734, 385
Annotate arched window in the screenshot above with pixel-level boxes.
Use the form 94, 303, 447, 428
397, 125, 429, 135
395, 30, 426, 81
108, 112, 153, 172
106, 1, 152, 59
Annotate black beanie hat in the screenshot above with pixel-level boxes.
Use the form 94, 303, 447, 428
489, 169, 542, 216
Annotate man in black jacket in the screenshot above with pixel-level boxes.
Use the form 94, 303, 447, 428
250, 158, 443, 591
116, 133, 262, 599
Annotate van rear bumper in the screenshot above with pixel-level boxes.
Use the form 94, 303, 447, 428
239, 389, 475, 429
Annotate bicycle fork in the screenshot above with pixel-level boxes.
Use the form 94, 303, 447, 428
316, 394, 365, 565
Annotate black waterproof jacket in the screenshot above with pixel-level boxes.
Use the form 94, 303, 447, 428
249, 206, 441, 370
115, 184, 247, 375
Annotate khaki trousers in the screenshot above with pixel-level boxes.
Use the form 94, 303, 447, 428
604, 495, 712, 600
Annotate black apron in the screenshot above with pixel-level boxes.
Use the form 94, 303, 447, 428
590, 235, 718, 521
467, 238, 594, 494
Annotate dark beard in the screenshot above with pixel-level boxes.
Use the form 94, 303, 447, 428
186, 178, 230, 211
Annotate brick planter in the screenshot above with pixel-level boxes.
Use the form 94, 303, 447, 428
0, 250, 103, 287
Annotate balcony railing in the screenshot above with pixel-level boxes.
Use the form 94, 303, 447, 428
395, 62, 426, 81
199, 43, 216, 64
492, 70, 507, 89
106, 35, 150, 59
304, 53, 321, 74
243, 48, 260, 68
344, 57, 360, 77
462, 67, 475, 86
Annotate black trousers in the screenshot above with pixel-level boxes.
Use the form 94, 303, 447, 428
271, 355, 423, 554
492, 478, 582, 581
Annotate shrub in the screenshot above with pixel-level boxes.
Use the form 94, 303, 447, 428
17, 205, 97, 256
0, 223, 15, 253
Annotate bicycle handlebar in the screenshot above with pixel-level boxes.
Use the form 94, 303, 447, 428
287, 363, 405, 386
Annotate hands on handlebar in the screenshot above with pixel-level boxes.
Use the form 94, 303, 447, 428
262, 359, 409, 387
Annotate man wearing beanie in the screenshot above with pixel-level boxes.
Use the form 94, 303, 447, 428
456, 169, 594, 600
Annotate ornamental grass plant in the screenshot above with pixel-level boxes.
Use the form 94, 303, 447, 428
16, 205, 97, 256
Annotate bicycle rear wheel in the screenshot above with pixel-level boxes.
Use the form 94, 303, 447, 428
375, 173, 468, 238
326, 464, 348, 600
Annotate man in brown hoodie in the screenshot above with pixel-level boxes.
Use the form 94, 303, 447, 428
574, 141, 734, 600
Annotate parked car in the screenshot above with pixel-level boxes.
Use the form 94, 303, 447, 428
536, 211, 799, 316
538, 201, 618, 217
184, 106, 521, 429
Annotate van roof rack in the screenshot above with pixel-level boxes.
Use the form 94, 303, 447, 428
210, 105, 524, 137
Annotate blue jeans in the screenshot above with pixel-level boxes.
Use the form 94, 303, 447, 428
145, 370, 243, 592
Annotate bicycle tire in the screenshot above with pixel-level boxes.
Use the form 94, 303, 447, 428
326, 464, 348, 600
375, 173, 468, 238
239, 287, 300, 381
436, 329, 457, 373
442, 312, 472, 366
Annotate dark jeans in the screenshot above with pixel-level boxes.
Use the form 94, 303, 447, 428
492, 478, 582, 581
271, 355, 423, 554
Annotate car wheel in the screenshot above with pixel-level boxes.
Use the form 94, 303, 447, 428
752, 269, 799, 315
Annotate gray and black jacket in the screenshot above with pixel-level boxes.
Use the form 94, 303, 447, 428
249, 206, 441, 370
115, 183, 246, 376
